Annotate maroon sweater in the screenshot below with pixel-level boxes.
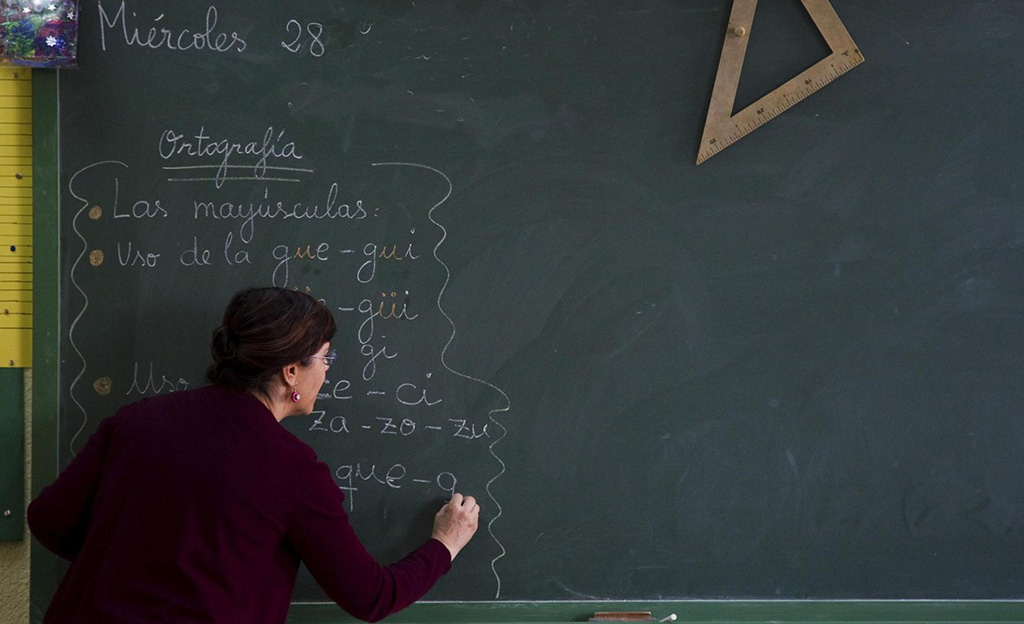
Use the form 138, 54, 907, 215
28, 385, 451, 623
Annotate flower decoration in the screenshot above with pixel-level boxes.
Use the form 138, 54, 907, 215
0, 1, 79, 68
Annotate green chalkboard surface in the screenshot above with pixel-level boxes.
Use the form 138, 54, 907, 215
46, 0, 1023, 611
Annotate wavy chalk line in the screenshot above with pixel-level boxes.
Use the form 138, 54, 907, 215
373, 162, 513, 599
66, 161, 129, 456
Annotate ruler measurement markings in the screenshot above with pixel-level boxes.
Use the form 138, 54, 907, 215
697, 0, 863, 165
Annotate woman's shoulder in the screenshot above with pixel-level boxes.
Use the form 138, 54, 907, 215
111, 385, 283, 441
114, 385, 227, 417
115, 385, 321, 466
196, 386, 323, 464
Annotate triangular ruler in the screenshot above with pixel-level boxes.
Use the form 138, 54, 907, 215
696, 0, 864, 165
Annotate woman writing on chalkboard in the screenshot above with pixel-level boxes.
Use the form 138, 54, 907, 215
28, 286, 479, 623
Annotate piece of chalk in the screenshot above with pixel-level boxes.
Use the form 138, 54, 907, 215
659, 615, 677, 623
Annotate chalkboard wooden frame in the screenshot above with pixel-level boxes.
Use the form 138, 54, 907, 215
30, 68, 62, 624
26, 63, 1024, 624
0, 368, 24, 541
287, 601, 1024, 623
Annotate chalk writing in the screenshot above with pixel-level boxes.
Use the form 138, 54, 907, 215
65, 146, 510, 598
307, 413, 491, 443
114, 198, 167, 219
335, 461, 458, 512
397, 376, 443, 407
180, 236, 212, 266
357, 241, 421, 283
97, 2, 247, 54
282, 20, 326, 57
195, 185, 365, 245
117, 242, 160, 268
160, 126, 303, 188
223, 232, 252, 265
126, 362, 190, 396
309, 411, 350, 434
361, 343, 398, 381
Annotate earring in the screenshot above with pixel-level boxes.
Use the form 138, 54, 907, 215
291, 389, 301, 403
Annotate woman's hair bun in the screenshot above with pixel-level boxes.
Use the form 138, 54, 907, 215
210, 325, 239, 362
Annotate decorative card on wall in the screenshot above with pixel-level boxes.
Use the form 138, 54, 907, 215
0, 0, 78, 68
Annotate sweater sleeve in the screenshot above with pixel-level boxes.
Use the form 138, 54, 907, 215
286, 457, 452, 623
27, 415, 116, 560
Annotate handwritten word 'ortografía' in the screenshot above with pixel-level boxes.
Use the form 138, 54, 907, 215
160, 126, 303, 188
194, 184, 367, 245
98, 2, 247, 54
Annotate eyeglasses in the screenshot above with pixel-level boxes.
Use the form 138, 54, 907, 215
309, 349, 337, 366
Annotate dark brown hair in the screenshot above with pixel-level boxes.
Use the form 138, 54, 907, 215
207, 287, 337, 393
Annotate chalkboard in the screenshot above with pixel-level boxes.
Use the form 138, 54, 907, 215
44, 0, 1024, 609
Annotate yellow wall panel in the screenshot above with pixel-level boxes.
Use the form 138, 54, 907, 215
0, 146, 32, 158
0, 68, 31, 368
0, 135, 30, 147
0, 81, 30, 97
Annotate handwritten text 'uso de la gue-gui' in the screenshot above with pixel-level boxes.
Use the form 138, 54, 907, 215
97, 1, 331, 58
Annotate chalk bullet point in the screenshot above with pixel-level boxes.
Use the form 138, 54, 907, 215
89, 250, 104, 266
93, 377, 112, 396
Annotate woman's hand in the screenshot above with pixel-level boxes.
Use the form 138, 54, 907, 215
431, 493, 480, 561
